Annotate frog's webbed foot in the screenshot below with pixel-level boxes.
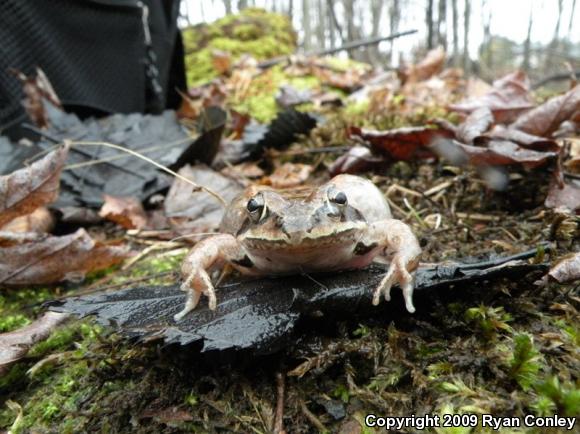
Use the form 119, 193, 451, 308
367, 219, 421, 313
174, 234, 240, 322
174, 269, 216, 322
372, 255, 416, 313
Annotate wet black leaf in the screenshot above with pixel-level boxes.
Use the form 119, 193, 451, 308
49, 249, 548, 355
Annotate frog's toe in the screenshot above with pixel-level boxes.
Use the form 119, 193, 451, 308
402, 282, 416, 313
174, 289, 201, 322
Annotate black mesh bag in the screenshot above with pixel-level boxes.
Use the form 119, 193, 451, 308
0, 0, 185, 135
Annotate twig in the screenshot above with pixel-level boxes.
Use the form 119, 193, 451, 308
259, 30, 418, 68
300, 401, 327, 433
273, 372, 286, 434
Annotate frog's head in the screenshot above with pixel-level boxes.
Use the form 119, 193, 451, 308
224, 184, 366, 250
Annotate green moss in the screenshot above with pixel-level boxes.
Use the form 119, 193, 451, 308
183, 8, 297, 86
508, 333, 542, 391
533, 376, 580, 417
0, 314, 30, 333
464, 305, 513, 340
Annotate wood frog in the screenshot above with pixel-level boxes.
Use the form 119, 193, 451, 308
175, 175, 421, 321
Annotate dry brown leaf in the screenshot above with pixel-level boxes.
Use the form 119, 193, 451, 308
0, 229, 130, 286
457, 107, 494, 143
329, 146, 380, 176
0, 311, 69, 376
13, 67, 62, 128
545, 178, 580, 212
399, 47, 446, 84
164, 165, 242, 235
211, 50, 231, 75
349, 125, 455, 161
545, 252, 580, 284
99, 195, 148, 230
511, 85, 580, 137
431, 139, 557, 170
0, 207, 54, 233
0, 145, 68, 228
449, 71, 535, 123
267, 163, 313, 188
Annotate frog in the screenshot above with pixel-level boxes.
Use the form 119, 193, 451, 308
175, 174, 422, 321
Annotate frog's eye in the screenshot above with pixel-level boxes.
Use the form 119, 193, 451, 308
247, 198, 262, 213
247, 194, 267, 221
328, 188, 347, 206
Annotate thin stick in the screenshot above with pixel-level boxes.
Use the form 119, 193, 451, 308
273, 372, 286, 434
67, 140, 226, 206
300, 401, 327, 433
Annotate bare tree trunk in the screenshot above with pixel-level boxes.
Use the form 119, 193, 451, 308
288, 0, 294, 21
327, 0, 336, 48
451, 0, 459, 66
238, 0, 248, 10
224, 0, 233, 14
463, 0, 470, 75
302, 0, 313, 51
426, 0, 434, 49
389, 0, 400, 64
437, 0, 447, 49
482, 0, 492, 74
370, 0, 385, 65
522, 5, 533, 71
547, 0, 563, 70
569, 0, 577, 37
316, 0, 326, 50
327, 0, 345, 43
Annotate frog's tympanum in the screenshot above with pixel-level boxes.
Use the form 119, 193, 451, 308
176, 175, 421, 321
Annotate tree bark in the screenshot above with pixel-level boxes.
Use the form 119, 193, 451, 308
370, 0, 385, 64
327, 0, 345, 43
302, 0, 313, 51
437, 0, 447, 49
522, 5, 533, 71
426, 0, 434, 49
389, 0, 401, 64
316, 0, 326, 50
224, 0, 233, 14
451, 0, 459, 66
569, 0, 577, 37
463, 0, 470, 75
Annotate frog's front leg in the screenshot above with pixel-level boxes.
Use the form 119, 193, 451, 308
175, 234, 243, 322
365, 220, 421, 313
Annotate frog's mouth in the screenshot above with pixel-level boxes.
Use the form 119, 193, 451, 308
242, 225, 360, 251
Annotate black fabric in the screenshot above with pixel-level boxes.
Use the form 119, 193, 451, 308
0, 0, 185, 134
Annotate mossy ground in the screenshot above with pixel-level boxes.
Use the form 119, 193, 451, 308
1, 155, 578, 432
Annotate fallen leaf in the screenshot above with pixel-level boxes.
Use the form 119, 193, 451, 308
170, 106, 227, 169
164, 165, 242, 235
430, 138, 557, 170
267, 163, 313, 188
0, 311, 69, 376
99, 195, 148, 230
140, 406, 194, 424
545, 252, 580, 284
399, 47, 446, 84
511, 85, 580, 137
0, 207, 54, 233
211, 50, 231, 75
329, 146, 381, 176
457, 107, 494, 143
486, 125, 560, 150
13, 67, 62, 128
275, 85, 312, 108
48, 250, 547, 353
545, 178, 580, 212
0, 229, 130, 285
449, 71, 535, 123
349, 125, 455, 161
0, 145, 68, 228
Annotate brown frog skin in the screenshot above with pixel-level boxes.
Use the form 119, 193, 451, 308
175, 174, 421, 321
